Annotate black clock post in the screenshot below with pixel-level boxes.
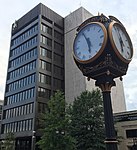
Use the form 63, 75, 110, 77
95, 78, 118, 150
73, 14, 133, 150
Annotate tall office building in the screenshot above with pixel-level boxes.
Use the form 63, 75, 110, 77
0, 3, 126, 150
1, 3, 64, 150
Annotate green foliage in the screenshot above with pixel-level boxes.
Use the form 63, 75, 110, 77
68, 89, 105, 150
37, 90, 76, 150
1, 132, 15, 150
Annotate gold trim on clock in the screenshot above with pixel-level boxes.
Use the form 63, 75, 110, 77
73, 22, 108, 64
108, 21, 133, 64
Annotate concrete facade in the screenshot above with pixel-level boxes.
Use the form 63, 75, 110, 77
64, 7, 94, 103
64, 7, 126, 113
114, 110, 137, 150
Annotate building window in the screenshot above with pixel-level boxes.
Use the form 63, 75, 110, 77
38, 102, 48, 113
10, 36, 37, 57
11, 24, 38, 47
54, 30, 63, 42
3, 119, 33, 133
54, 42, 63, 54
9, 48, 37, 68
40, 47, 52, 59
39, 73, 51, 85
7, 74, 35, 92
22, 120, 26, 131
28, 119, 32, 131
126, 129, 137, 138
53, 78, 63, 89
54, 23, 63, 30
38, 87, 51, 99
29, 103, 33, 114
25, 120, 29, 131
5, 103, 33, 119
54, 53, 64, 64
40, 35, 52, 47
41, 24, 52, 35
54, 65, 64, 76
17, 122, 20, 132
42, 16, 52, 24
14, 122, 17, 132
8, 60, 36, 80
6, 88, 35, 105
5, 110, 9, 119
19, 121, 23, 132
39, 60, 51, 72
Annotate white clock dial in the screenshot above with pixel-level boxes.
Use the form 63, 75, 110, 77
109, 22, 133, 63
73, 22, 107, 63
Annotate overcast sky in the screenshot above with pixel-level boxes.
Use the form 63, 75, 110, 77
0, 0, 137, 110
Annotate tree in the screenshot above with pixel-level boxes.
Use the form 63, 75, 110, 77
37, 90, 76, 150
1, 132, 15, 150
68, 89, 105, 150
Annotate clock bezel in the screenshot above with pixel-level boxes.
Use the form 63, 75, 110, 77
108, 21, 133, 64
73, 22, 108, 64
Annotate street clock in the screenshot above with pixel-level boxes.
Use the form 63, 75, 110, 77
73, 22, 107, 63
108, 21, 133, 63
73, 14, 133, 80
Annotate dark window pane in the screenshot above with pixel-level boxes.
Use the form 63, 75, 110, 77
54, 30, 63, 41
38, 87, 51, 99
126, 129, 137, 138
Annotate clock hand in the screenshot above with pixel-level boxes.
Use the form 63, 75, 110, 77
120, 38, 124, 53
82, 33, 92, 53
116, 28, 124, 53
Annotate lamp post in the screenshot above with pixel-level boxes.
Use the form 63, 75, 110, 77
31, 131, 36, 150
56, 130, 65, 135
55, 130, 65, 149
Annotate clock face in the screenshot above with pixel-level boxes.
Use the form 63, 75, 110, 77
109, 22, 133, 62
73, 22, 107, 63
